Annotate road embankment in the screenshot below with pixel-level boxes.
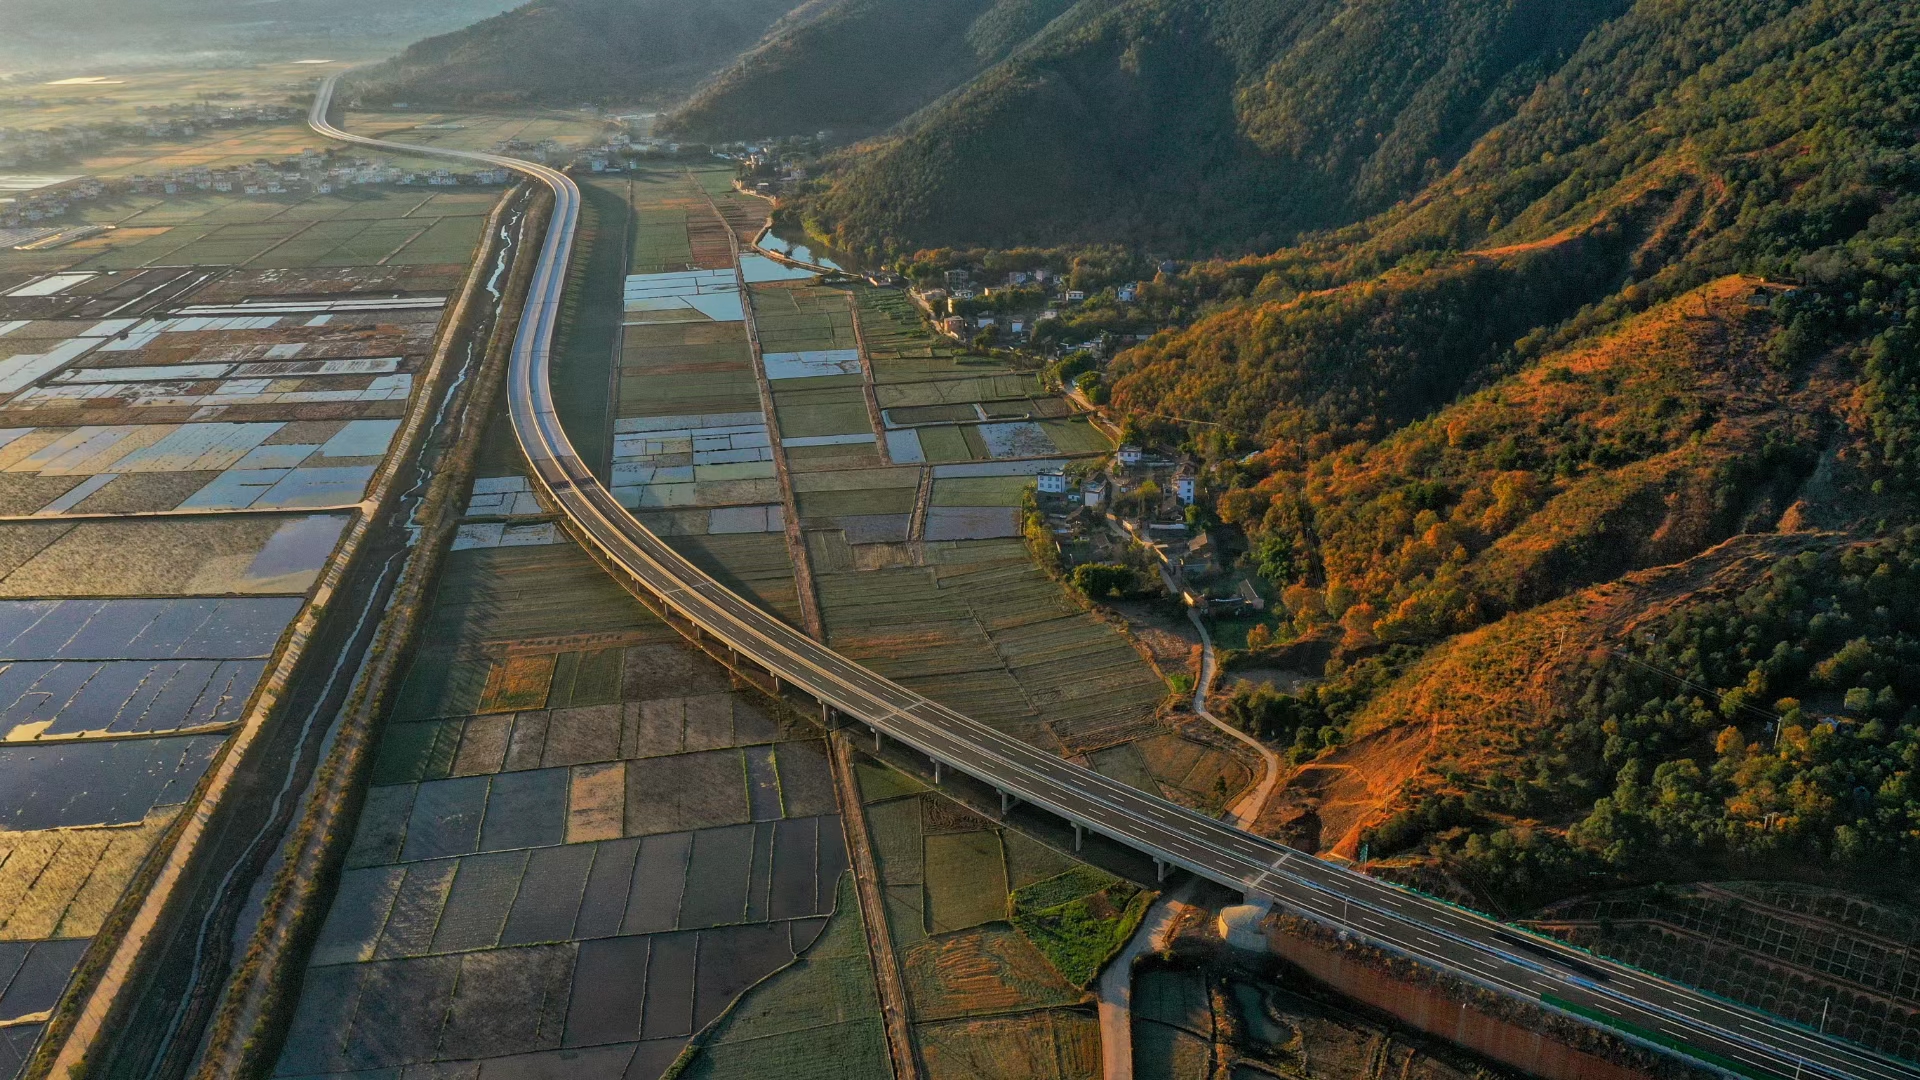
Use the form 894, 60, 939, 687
1265, 914, 1695, 1080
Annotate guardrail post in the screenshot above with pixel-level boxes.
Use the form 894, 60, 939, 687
1072, 822, 1083, 851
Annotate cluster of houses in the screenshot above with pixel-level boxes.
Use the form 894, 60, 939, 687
0, 125, 110, 170
121, 150, 508, 198
0, 175, 103, 228
3, 149, 513, 231
1033, 446, 1264, 613
575, 130, 825, 184
913, 266, 1150, 343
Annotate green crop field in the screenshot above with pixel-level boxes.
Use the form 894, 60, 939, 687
679, 875, 891, 1080
814, 541, 1164, 750
931, 476, 1032, 507
662, 533, 804, 626
772, 389, 873, 440
25, 186, 499, 273
923, 831, 1009, 933
786, 442, 885, 471
751, 284, 857, 354
1010, 868, 1154, 988
850, 747, 1108, 1073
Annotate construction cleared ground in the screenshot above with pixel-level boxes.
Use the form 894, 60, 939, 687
1130, 951, 1507, 1080
0, 98, 502, 1076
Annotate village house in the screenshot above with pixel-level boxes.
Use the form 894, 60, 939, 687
1174, 468, 1196, 505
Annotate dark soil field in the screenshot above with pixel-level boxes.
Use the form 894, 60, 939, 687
275, 430, 856, 1077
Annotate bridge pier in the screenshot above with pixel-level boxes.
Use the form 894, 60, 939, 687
1154, 858, 1170, 882
932, 760, 943, 784
998, 789, 1019, 815
1072, 822, 1083, 851
872, 726, 883, 751
820, 703, 836, 729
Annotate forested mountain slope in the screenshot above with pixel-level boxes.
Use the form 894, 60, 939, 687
345, 0, 807, 108
784, 0, 1625, 256
1100, 0, 1920, 910
665, 0, 1104, 138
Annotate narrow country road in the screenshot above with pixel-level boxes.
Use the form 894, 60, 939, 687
1096, 589, 1284, 1080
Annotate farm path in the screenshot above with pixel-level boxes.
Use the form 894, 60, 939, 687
1094, 594, 1283, 1079
1188, 606, 1281, 828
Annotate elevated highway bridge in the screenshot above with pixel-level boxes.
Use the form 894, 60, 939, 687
309, 75, 1916, 1080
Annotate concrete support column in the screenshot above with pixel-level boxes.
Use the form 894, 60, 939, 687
999, 789, 1018, 815
821, 702, 836, 728
1072, 822, 1083, 851
873, 726, 883, 751
1155, 858, 1170, 882
932, 760, 943, 784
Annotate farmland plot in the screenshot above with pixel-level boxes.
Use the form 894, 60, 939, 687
0, 122, 507, 1076
852, 752, 1111, 1080
0, 187, 493, 278
277, 430, 855, 1077
0, 581, 316, 1069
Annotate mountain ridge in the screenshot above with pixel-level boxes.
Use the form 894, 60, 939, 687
344, 0, 807, 108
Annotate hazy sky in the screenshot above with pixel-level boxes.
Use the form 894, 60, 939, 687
0, 0, 523, 68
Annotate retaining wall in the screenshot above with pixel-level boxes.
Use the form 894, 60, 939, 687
1267, 926, 1656, 1080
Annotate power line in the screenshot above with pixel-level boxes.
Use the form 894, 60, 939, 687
1608, 647, 1784, 727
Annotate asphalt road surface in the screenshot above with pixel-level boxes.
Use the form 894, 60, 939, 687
310, 76, 1918, 1080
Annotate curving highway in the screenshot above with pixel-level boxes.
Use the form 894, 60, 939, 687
309, 77, 1916, 1080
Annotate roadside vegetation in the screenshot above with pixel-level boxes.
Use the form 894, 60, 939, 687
1370, 532, 1920, 904
1008, 866, 1154, 988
